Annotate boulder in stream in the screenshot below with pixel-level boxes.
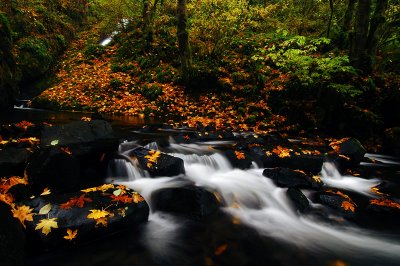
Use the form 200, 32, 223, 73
263, 167, 323, 189
0, 147, 31, 177
16, 184, 149, 251
151, 185, 220, 220
132, 148, 185, 177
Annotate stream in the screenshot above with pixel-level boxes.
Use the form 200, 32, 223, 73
5, 108, 400, 266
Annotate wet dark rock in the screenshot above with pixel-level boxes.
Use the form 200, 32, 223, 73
0, 201, 25, 266
267, 155, 325, 174
287, 188, 309, 212
316, 190, 356, 219
359, 198, 400, 229
0, 147, 31, 177
224, 150, 253, 169
331, 138, 366, 166
26, 147, 80, 194
133, 148, 185, 177
21, 184, 149, 251
151, 185, 220, 220
263, 167, 323, 189
173, 132, 199, 143
40, 120, 115, 149
8, 183, 32, 202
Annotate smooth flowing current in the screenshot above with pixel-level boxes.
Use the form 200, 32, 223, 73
105, 139, 400, 266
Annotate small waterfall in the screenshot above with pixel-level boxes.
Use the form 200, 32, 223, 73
320, 162, 380, 197
169, 152, 232, 171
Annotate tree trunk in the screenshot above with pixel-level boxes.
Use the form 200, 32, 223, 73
350, 0, 371, 73
339, 0, 357, 49
327, 0, 334, 37
366, 0, 388, 60
177, 0, 192, 82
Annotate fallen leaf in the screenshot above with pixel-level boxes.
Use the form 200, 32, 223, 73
50, 140, 59, 146
12, 205, 34, 228
87, 209, 110, 220
215, 244, 228, 255
341, 201, 355, 212
95, 217, 108, 227
41, 188, 51, 196
35, 218, 58, 235
39, 203, 52, 215
235, 151, 245, 160
63, 228, 78, 241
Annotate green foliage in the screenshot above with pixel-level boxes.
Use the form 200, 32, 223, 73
84, 43, 105, 58
109, 78, 123, 90
252, 33, 356, 86
18, 37, 52, 78
139, 84, 163, 100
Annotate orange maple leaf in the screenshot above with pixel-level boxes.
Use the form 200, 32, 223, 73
234, 151, 245, 160
370, 198, 400, 209
60, 194, 93, 209
272, 146, 291, 158
63, 228, 78, 241
215, 244, 228, 256
341, 201, 355, 212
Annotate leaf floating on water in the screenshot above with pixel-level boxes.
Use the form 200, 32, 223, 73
40, 188, 52, 196
50, 139, 59, 146
63, 228, 78, 241
35, 218, 58, 235
12, 205, 34, 228
39, 203, 52, 215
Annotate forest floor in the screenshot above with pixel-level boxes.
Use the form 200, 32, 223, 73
30, 25, 291, 134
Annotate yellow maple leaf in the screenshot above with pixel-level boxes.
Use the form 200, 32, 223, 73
87, 209, 110, 220
40, 188, 51, 196
12, 205, 34, 228
63, 228, 78, 241
341, 201, 355, 212
0, 193, 14, 206
95, 217, 108, 227
312, 175, 322, 183
132, 193, 145, 203
145, 150, 161, 168
35, 218, 58, 235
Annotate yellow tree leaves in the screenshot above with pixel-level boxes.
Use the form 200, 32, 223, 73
145, 150, 161, 168
64, 229, 78, 241
12, 205, 34, 228
35, 218, 58, 235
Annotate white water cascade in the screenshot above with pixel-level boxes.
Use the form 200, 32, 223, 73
107, 141, 400, 265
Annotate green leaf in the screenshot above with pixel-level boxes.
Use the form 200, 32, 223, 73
39, 203, 52, 215
50, 140, 59, 146
113, 189, 122, 196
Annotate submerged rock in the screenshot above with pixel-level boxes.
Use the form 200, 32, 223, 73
287, 188, 309, 212
18, 184, 149, 251
151, 185, 220, 220
263, 167, 323, 189
132, 148, 185, 177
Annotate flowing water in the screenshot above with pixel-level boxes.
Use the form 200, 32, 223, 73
105, 140, 400, 266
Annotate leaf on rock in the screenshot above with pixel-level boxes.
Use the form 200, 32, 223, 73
50, 139, 59, 146
40, 188, 51, 196
95, 217, 108, 227
215, 244, 228, 256
341, 201, 355, 212
145, 150, 161, 168
87, 209, 110, 220
235, 151, 245, 160
39, 203, 52, 215
63, 228, 78, 241
35, 218, 58, 235
12, 205, 34, 228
